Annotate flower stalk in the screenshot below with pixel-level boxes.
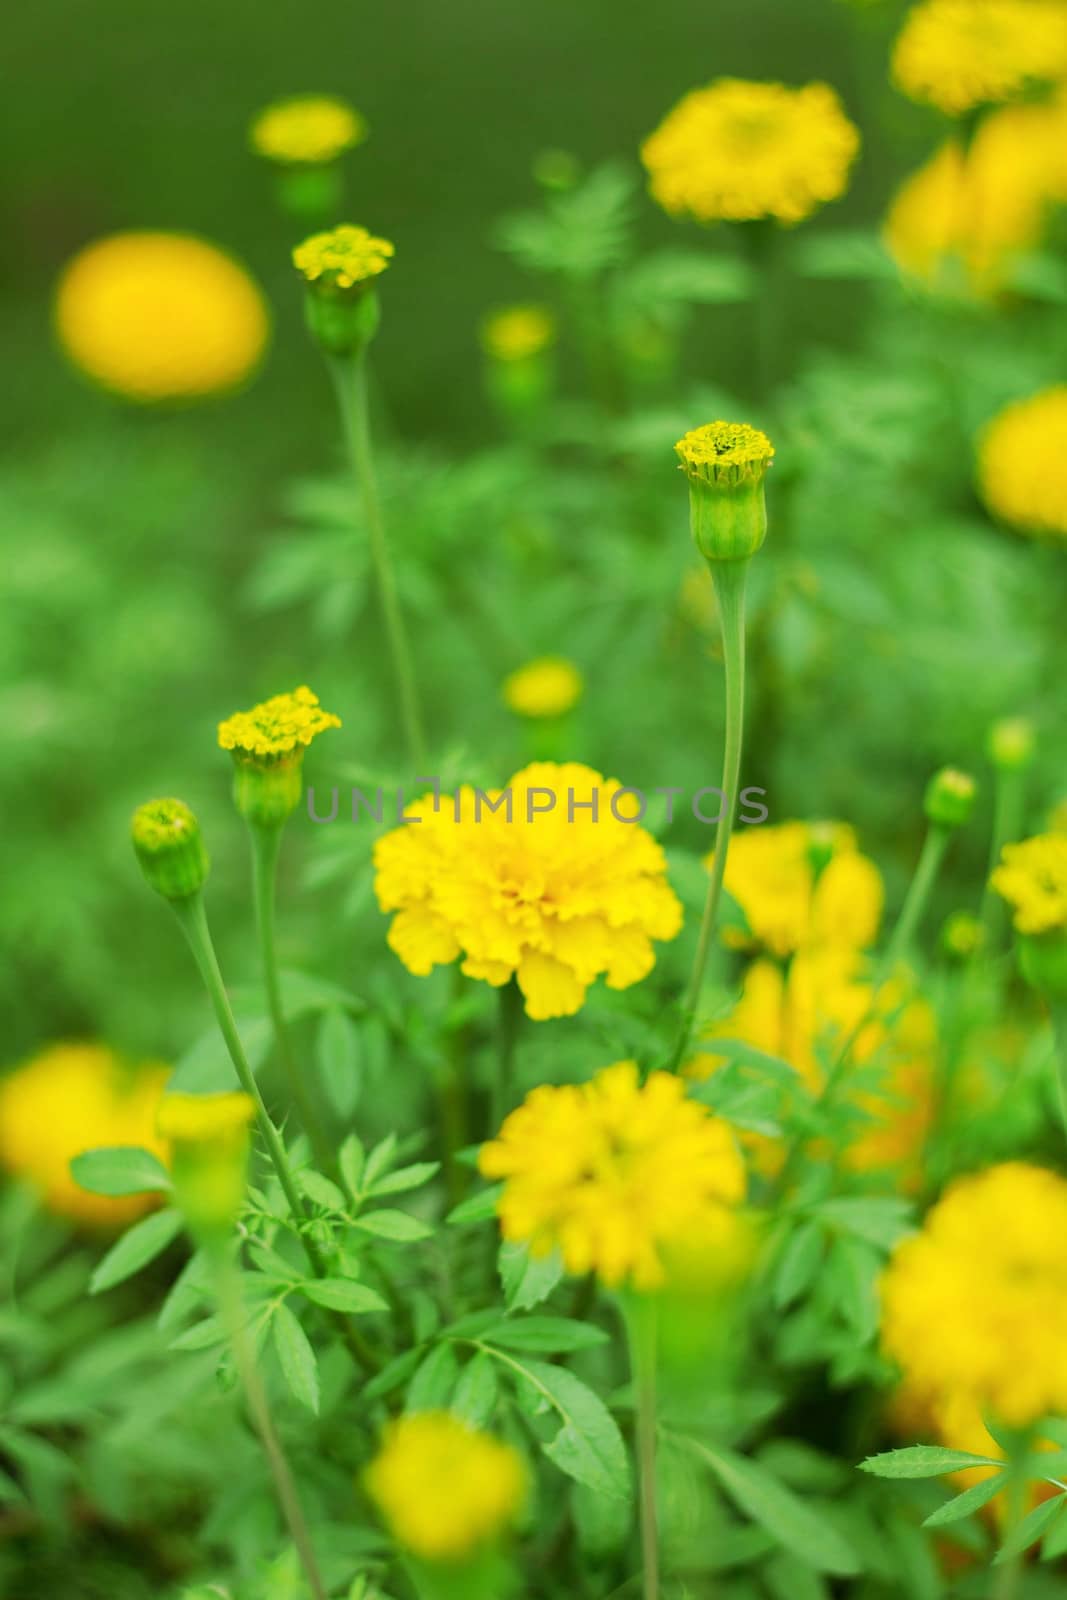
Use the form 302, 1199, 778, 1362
626, 1295, 661, 1600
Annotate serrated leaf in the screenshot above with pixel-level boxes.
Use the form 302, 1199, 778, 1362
168, 1315, 227, 1352
353, 1209, 433, 1242
504, 1355, 630, 1501
772, 1221, 825, 1311
482, 1316, 609, 1353
813, 1197, 913, 1251
362, 1134, 398, 1192
691, 1441, 860, 1575
272, 1302, 319, 1413
297, 1170, 346, 1211
499, 1241, 563, 1310
300, 1278, 388, 1314
70, 1146, 172, 1197
994, 1493, 1066, 1564
859, 1446, 1002, 1479
317, 1007, 361, 1120
447, 1185, 502, 1225
90, 1208, 183, 1293
406, 1342, 460, 1412
339, 1133, 365, 1199
452, 1351, 499, 1428
923, 1473, 1006, 1528
368, 1161, 440, 1197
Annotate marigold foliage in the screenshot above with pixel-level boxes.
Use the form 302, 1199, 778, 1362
482, 304, 556, 361
250, 95, 365, 165
501, 656, 582, 719
479, 1061, 746, 1288
0, 1044, 170, 1227
641, 78, 859, 225
891, 0, 1067, 116
991, 834, 1067, 935
978, 387, 1067, 540
54, 232, 269, 402
292, 225, 395, 291
217, 685, 341, 763
365, 1412, 525, 1560
373, 762, 683, 1019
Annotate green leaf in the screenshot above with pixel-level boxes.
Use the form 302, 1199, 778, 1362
406, 1342, 460, 1412
447, 1185, 502, 1225
90, 1208, 183, 1293
168, 1315, 227, 1352
503, 1355, 630, 1501
272, 1302, 319, 1413
859, 1446, 1002, 1479
368, 1161, 440, 1197
923, 1473, 1007, 1528
994, 1493, 1066, 1564
353, 1209, 433, 1242
452, 1351, 499, 1428
692, 1442, 860, 1575
363, 1133, 398, 1191
317, 1006, 362, 1119
499, 1242, 563, 1310
772, 1221, 824, 1311
482, 1317, 609, 1353
300, 1278, 388, 1314
790, 229, 896, 283
297, 1170, 347, 1212
813, 1197, 913, 1251
71, 1145, 172, 1197
339, 1133, 365, 1199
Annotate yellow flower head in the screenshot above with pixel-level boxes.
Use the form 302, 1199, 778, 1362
978, 387, 1067, 540
990, 834, 1067, 935
710, 821, 884, 960
218, 685, 341, 765
250, 95, 366, 165
157, 1092, 255, 1144
373, 762, 683, 1020
891, 0, 1067, 116
881, 1163, 1067, 1430
292, 225, 394, 291
158, 1092, 255, 1235
675, 421, 775, 487
641, 79, 860, 226
480, 1061, 746, 1289
365, 1412, 525, 1562
502, 657, 583, 719
54, 232, 269, 403
482, 304, 556, 362
0, 1044, 170, 1227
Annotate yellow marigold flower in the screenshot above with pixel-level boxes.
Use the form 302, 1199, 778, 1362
990, 834, 1067, 935
482, 304, 556, 362
365, 1412, 525, 1561
250, 94, 365, 165
881, 1163, 1067, 1430
158, 1092, 256, 1235
978, 387, 1067, 540
0, 1044, 170, 1227
710, 821, 884, 959
641, 79, 860, 226
218, 684, 342, 761
479, 1061, 745, 1288
675, 421, 775, 486
502, 657, 582, 719
292, 224, 394, 291
373, 762, 683, 1020
891, 0, 1067, 116
54, 232, 269, 404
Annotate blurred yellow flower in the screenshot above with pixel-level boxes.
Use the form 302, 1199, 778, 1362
157, 1091, 255, 1142
158, 1092, 255, 1234
218, 685, 341, 762
641, 79, 860, 225
710, 821, 884, 959
891, 0, 1067, 116
502, 657, 582, 719
482, 305, 556, 362
373, 762, 682, 1020
292, 224, 394, 290
55, 232, 269, 403
882, 1163, 1067, 1434
978, 387, 1067, 539
991, 834, 1067, 934
0, 1044, 170, 1227
250, 94, 365, 165
479, 1061, 745, 1288
365, 1412, 525, 1561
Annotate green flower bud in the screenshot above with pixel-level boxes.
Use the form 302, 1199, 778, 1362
675, 421, 774, 563
132, 799, 209, 901
924, 767, 977, 829
292, 224, 393, 357
987, 716, 1036, 772
941, 909, 985, 960
218, 685, 341, 830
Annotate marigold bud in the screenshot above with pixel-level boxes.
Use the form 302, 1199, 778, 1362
157, 1091, 255, 1236
132, 799, 209, 901
292, 225, 393, 356
924, 767, 977, 828
941, 909, 985, 960
987, 716, 1036, 772
675, 421, 774, 563
218, 685, 341, 828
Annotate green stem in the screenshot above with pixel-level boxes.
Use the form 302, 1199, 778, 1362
492, 980, 524, 1134
748, 221, 786, 402
1050, 1002, 1067, 1146
329, 352, 427, 771
993, 1430, 1032, 1600
213, 1248, 327, 1600
669, 558, 749, 1072
250, 824, 334, 1173
627, 1296, 660, 1600
977, 766, 1024, 954
442, 967, 471, 1206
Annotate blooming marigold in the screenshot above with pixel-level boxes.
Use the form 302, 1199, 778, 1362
978, 387, 1067, 540
54, 232, 269, 403
292, 224, 394, 291
218, 685, 342, 762
502, 657, 582, 719
365, 1412, 525, 1561
891, 0, 1067, 116
480, 1061, 745, 1288
0, 1044, 170, 1227
373, 762, 683, 1020
250, 94, 365, 165
482, 305, 556, 362
991, 834, 1067, 935
641, 79, 860, 226
881, 1163, 1067, 1434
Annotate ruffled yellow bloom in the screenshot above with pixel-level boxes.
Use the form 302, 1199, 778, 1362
482, 305, 556, 362
891, 0, 1067, 116
978, 387, 1067, 540
0, 1044, 170, 1227
218, 685, 341, 761
641, 79, 860, 225
502, 657, 582, 719
365, 1412, 525, 1561
292, 225, 394, 290
55, 232, 269, 403
250, 95, 365, 165
479, 1061, 745, 1288
991, 834, 1067, 934
675, 420, 776, 484
373, 762, 683, 1020
882, 1163, 1067, 1434
710, 821, 884, 959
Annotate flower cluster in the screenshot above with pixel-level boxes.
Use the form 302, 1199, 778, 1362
991, 834, 1067, 935
641, 79, 860, 225
250, 94, 365, 165
502, 657, 583, 719
479, 1061, 746, 1288
218, 685, 342, 764
292, 225, 395, 291
978, 387, 1067, 540
373, 762, 683, 1019
891, 0, 1067, 116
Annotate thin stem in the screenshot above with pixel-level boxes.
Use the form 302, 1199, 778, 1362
977, 766, 1024, 954
669, 558, 749, 1072
748, 220, 785, 402
213, 1248, 327, 1600
250, 823, 334, 1173
442, 966, 471, 1206
1049, 1002, 1067, 1146
627, 1296, 660, 1600
329, 352, 427, 770
993, 1429, 1032, 1600
492, 980, 524, 1134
